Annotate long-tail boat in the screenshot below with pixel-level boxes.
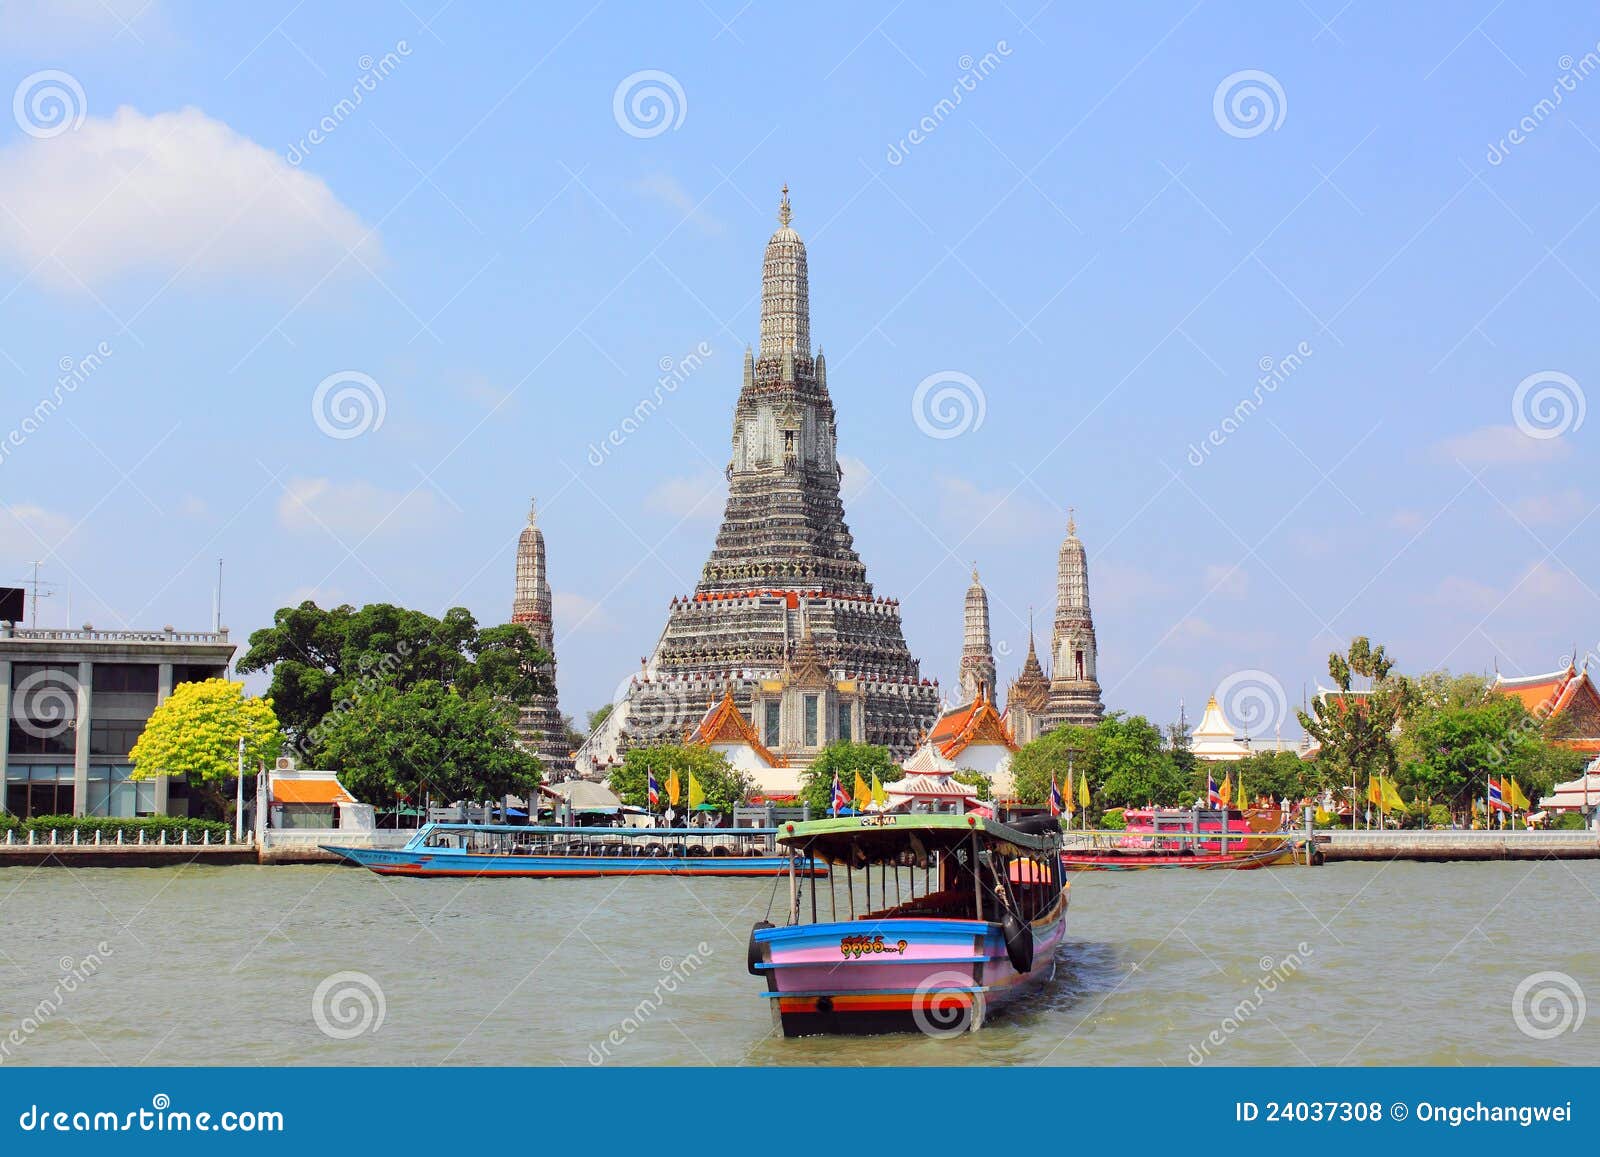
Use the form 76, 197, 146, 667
1059, 806, 1296, 871
747, 812, 1067, 1037
326, 823, 825, 878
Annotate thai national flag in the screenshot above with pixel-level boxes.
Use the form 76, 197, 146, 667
1487, 777, 1511, 813
831, 771, 850, 816
647, 770, 660, 809
1206, 774, 1222, 807
1049, 776, 1064, 817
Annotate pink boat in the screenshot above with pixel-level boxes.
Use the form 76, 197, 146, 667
747, 812, 1068, 1037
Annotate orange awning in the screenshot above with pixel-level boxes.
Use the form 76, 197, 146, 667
273, 779, 353, 805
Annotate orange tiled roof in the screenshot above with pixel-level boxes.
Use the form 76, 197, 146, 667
1493, 664, 1600, 744
685, 687, 783, 767
273, 778, 354, 805
925, 687, 1018, 759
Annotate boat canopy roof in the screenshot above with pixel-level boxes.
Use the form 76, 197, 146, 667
776, 813, 1058, 866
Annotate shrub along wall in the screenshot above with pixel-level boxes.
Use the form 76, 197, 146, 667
11, 815, 232, 841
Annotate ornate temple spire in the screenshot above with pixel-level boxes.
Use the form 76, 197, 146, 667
508, 497, 572, 773
512, 496, 553, 650
759, 184, 810, 361
959, 564, 997, 703
1048, 508, 1104, 725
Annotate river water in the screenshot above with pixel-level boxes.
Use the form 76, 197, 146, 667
1, 860, 1594, 1066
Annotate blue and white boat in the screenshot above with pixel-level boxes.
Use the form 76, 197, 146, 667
325, 823, 827, 879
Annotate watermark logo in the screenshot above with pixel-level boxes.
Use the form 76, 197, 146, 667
0, 943, 112, 1065
912, 371, 986, 440
13, 70, 86, 139
1512, 370, 1584, 440
612, 70, 687, 139
13, 668, 79, 739
1188, 943, 1311, 1064
1186, 341, 1312, 466
1512, 970, 1585, 1040
587, 342, 711, 466
608, 671, 699, 743
910, 970, 977, 1038
0, 340, 112, 471
886, 42, 1012, 165
1214, 669, 1289, 740
587, 944, 711, 1064
312, 371, 386, 440
1213, 70, 1287, 139
311, 970, 386, 1039
286, 42, 412, 166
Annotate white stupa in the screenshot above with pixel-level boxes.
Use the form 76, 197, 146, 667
1190, 696, 1250, 762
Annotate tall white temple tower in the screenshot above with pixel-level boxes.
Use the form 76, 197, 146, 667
1045, 509, 1104, 727
958, 566, 998, 703
510, 499, 573, 774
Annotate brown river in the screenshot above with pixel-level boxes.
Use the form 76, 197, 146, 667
1, 860, 1594, 1066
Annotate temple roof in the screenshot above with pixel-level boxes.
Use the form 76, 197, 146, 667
924, 685, 1018, 759
685, 686, 783, 767
887, 768, 979, 799
1191, 695, 1250, 759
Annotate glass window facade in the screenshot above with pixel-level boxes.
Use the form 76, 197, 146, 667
4, 764, 74, 819
837, 703, 852, 743
804, 695, 818, 747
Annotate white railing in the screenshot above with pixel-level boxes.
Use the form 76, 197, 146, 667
0, 625, 229, 643
1323, 829, 1599, 847
261, 828, 414, 850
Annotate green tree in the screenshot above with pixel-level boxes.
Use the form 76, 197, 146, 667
608, 745, 753, 815
129, 679, 281, 820
797, 743, 903, 814
587, 703, 616, 735
1011, 714, 1186, 812
1228, 750, 1314, 805
315, 681, 541, 807
237, 601, 553, 757
952, 769, 994, 801
1095, 714, 1189, 809
1297, 637, 1411, 825
1009, 723, 1098, 807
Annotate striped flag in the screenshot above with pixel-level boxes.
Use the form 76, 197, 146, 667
647, 770, 660, 809
831, 771, 850, 816
1206, 773, 1222, 807
1487, 777, 1512, 814
1049, 775, 1063, 817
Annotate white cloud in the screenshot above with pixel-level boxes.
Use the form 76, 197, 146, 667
645, 472, 724, 520
934, 476, 1053, 545
276, 478, 439, 538
1, 0, 163, 48
554, 592, 617, 635
0, 503, 74, 556
838, 454, 876, 506
1387, 508, 1425, 531
631, 173, 725, 235
1202, 563, 1249, 599
1429, 425, 1569, 467
1509, 489, 1587, 525
1092, 559, 1171, 612
1425, 575, 1500, 612
0, 106, 378, 290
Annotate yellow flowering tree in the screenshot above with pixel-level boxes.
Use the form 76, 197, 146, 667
130, 679, 281, 820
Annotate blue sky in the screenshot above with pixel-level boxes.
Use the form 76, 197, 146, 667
1, 1, 1596, 740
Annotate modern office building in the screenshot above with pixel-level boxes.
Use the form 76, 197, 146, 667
1, 621, 234, 818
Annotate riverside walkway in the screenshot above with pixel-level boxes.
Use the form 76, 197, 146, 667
1321, 828, 1600, 861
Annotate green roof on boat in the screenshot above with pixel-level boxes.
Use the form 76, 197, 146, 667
775, 812, 1060, 864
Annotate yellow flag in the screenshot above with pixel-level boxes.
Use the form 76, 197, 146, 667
666, 769, 681, 807
1508, 777, 1529, 810
1218, 773, 1233, 807
1064, 769, 1075, 816
1367, 775, 1383, 807
1314, 804, 1331, 824
1381, 775, 1405, 814
687, 771, 704, 811
871, 773, 887, 809
853, 772, 870, 811
1077, 770, 1090, 810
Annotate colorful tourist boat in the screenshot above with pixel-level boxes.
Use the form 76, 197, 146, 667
747, 812, 1067, 1037
326, 823, 825, 879
1059, 806, 1296, 871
